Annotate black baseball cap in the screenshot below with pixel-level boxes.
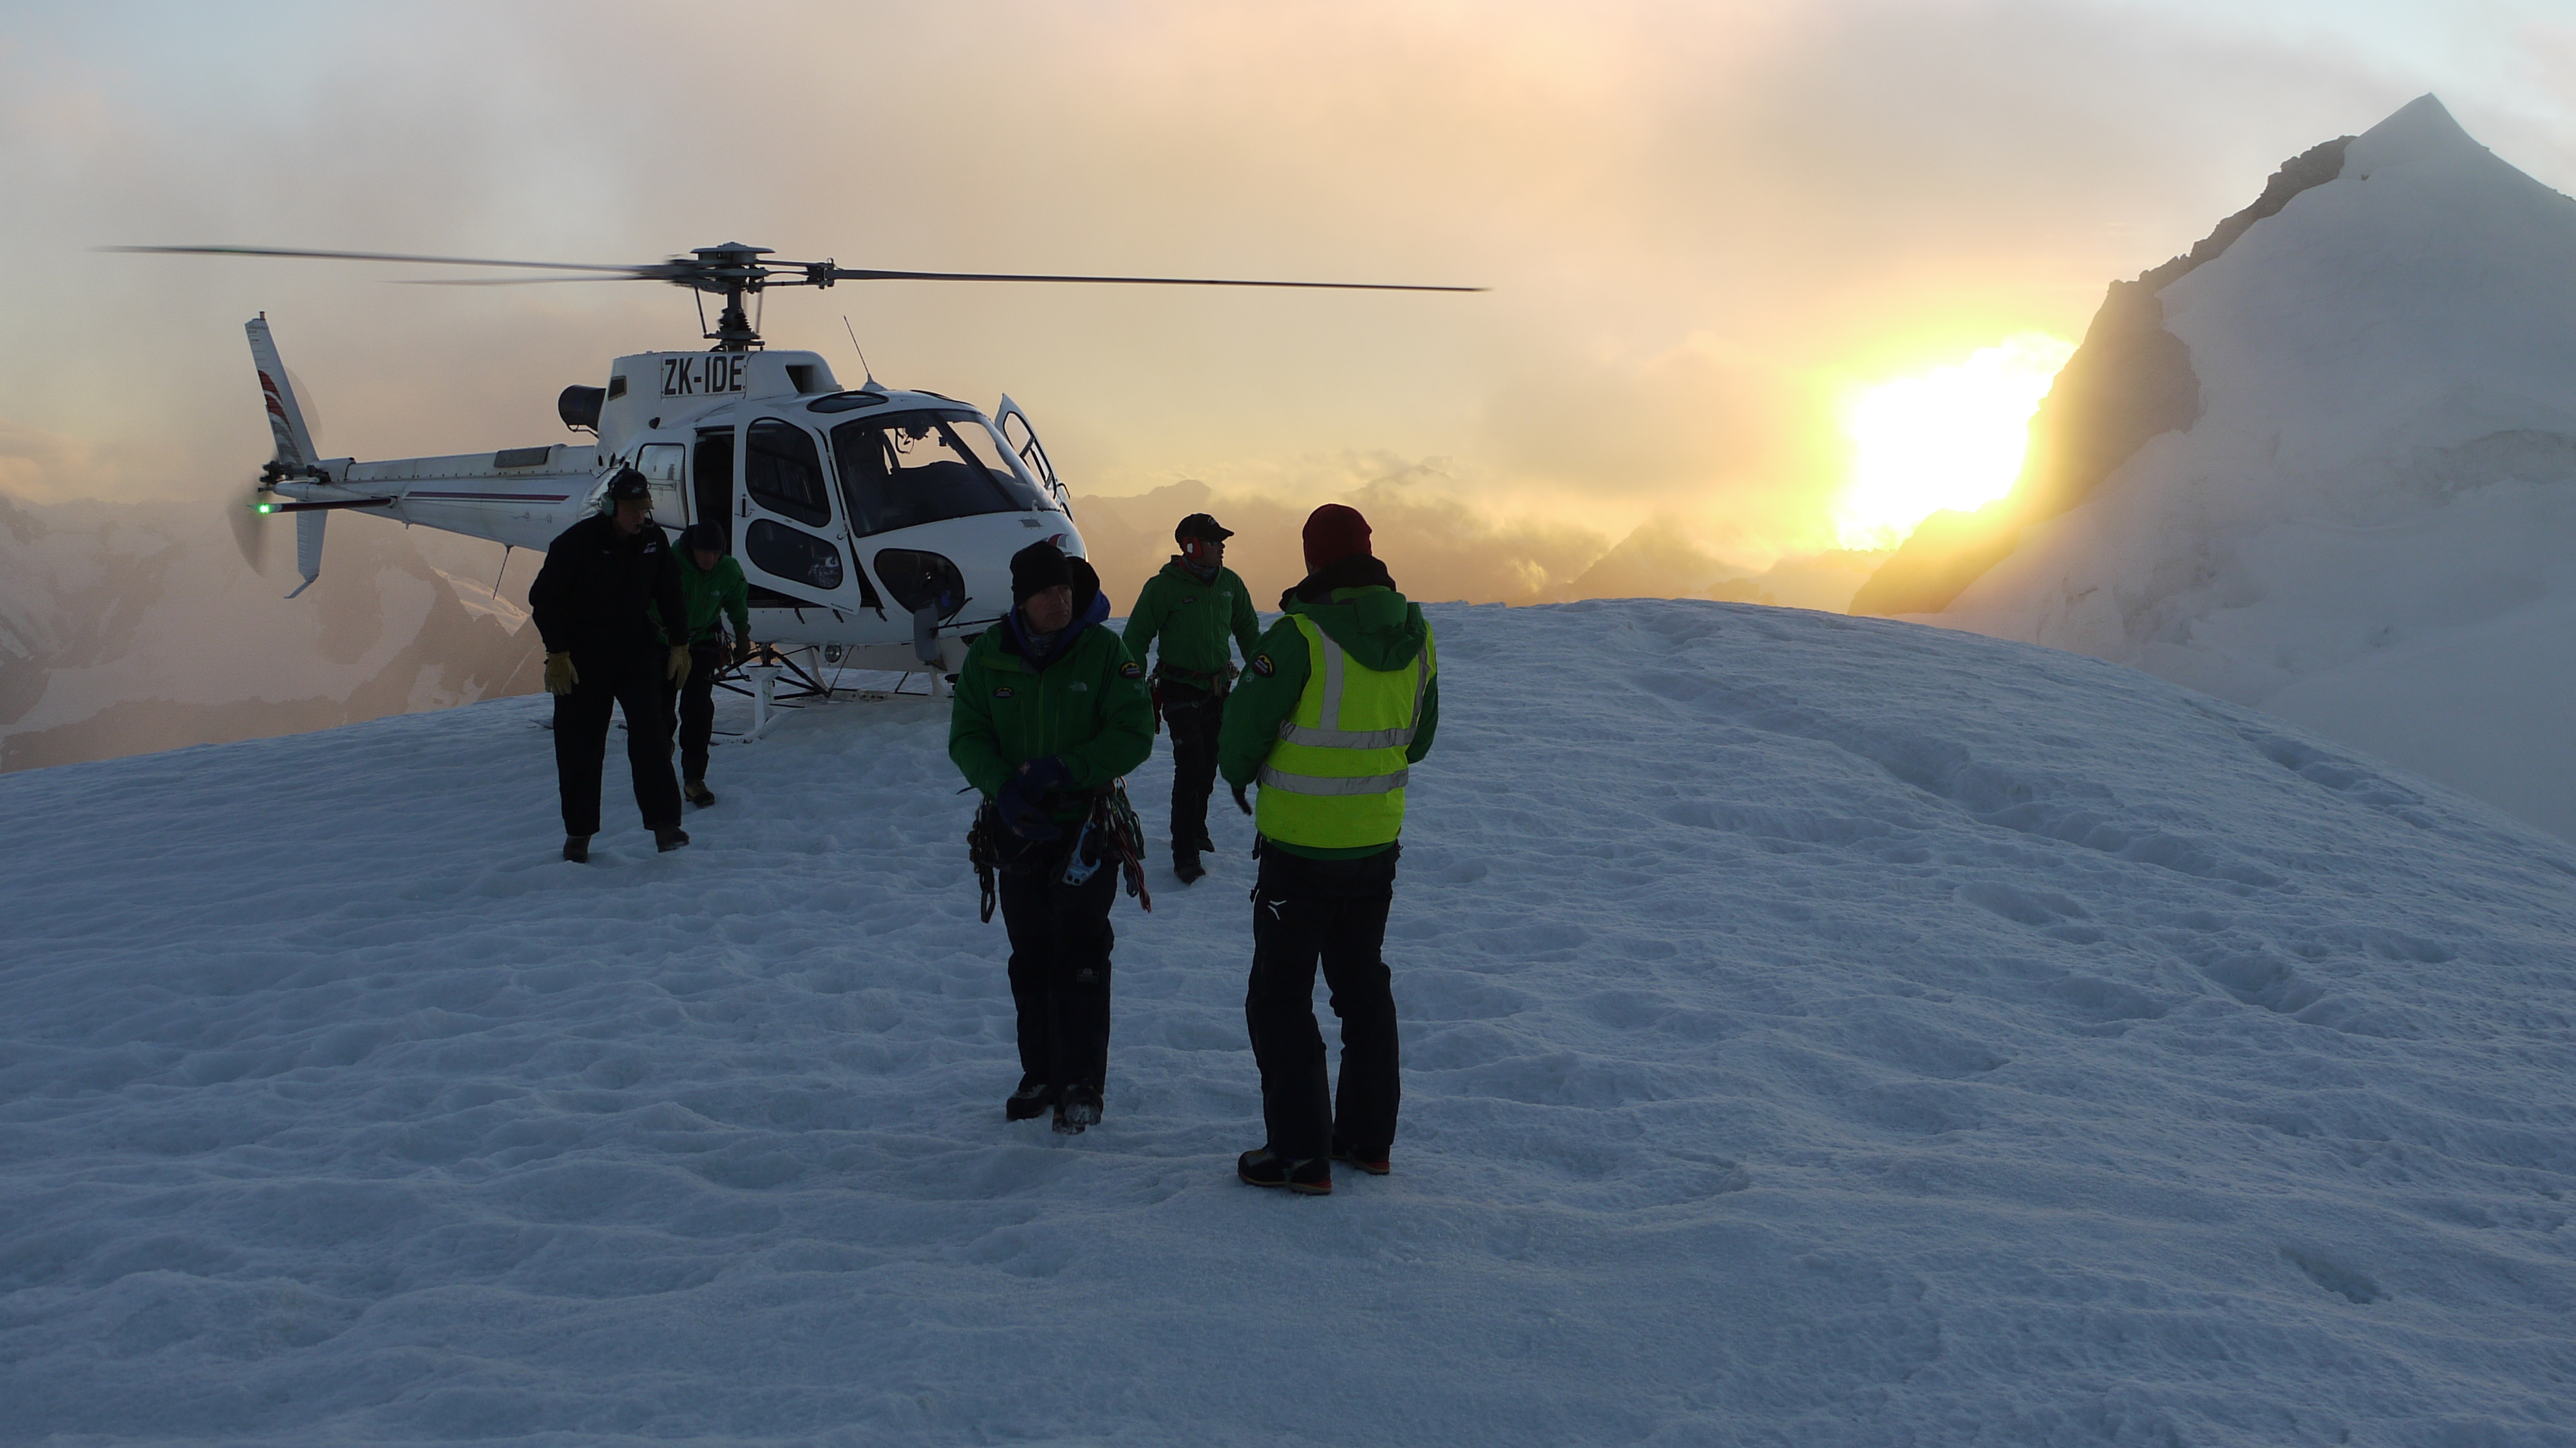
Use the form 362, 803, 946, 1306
605, 468, 652, 502
1175, 512, 1233, 543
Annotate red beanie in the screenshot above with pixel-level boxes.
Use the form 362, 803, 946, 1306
1302, 504, 1373, 573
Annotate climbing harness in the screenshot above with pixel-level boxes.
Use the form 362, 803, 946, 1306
970, 779, 1153, 918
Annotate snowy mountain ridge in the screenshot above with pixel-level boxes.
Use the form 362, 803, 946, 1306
1860, 97, 2576, 844
5, 598, 2571, 1444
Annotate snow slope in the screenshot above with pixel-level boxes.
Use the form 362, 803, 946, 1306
5, 599, 2573, 1445
1927, 97, 2576, 843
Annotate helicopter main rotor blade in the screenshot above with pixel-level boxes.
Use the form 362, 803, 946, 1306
104, 244, 666, 276
817, 267, 1484, 292
106, 246, 1482, 292
394, 276, 649, 286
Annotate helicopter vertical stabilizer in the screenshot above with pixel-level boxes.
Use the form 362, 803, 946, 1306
247, 316, 331, 597
245, 316, 320, 472
288, 511, 326, 600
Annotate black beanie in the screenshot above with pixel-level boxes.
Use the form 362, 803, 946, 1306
1010, 542, 1074, 604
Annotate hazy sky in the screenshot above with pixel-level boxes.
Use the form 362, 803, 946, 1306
5, 0, 2571, 579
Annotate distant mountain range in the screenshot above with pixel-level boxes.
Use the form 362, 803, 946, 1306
0, 492, 542, 772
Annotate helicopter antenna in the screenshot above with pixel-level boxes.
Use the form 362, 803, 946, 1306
842, 314, 878, 387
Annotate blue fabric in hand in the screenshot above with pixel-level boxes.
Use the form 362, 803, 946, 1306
998, 756, 1073, 840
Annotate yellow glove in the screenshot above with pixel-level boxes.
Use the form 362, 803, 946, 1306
544, 652, 578, 696
667, 644, 693, 686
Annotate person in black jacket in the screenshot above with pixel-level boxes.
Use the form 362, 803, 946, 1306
528, 470, 693, 862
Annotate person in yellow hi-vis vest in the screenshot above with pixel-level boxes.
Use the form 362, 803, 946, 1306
1217, 504, 1439, 1194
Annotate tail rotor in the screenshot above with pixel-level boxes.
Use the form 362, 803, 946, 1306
227, 489, 272, 575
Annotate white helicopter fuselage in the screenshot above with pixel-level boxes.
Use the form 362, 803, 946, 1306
254, 326, 1084, 673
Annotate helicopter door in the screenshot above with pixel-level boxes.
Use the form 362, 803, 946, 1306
635, 443, 687, 532
994, 395, 1073, 516
692, 428, 734, 553
736, 417, 878, 613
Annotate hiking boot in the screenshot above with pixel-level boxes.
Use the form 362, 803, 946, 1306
1238, 1148, 1331, 1194
1006, 1078, 1056, 1122
562, 834, 591, 864
1331, 1138, 1391, 1176
684, 779, 717, 808
1197, 831, 1215, 853
654, 826, 691, 853
1055, 1084, 1103, 1134
1173, 850, 1206, 885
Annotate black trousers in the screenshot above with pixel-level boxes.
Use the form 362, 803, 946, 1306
998, 842, 1119, 1096
554, 649, 681, 836
668, 641, 725, 783
1244, 843, 1401, 1162
1162, 685, 1224, 850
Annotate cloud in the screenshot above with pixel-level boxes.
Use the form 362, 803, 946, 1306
0, 419, 165, 506
1072, 455, 1612, 613
6, 0, 2560, 593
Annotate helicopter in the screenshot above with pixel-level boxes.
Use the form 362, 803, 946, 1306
119, 242, 1476, 691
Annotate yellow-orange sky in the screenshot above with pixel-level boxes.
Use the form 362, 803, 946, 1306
5, 0, 2572, 608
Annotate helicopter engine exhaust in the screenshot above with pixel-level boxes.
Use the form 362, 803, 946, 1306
558, 386, 604, 432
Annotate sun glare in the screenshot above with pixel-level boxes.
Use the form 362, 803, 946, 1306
1833, 332, 2076, 551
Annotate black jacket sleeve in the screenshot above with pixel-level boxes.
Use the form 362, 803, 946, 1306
527, 521, 583, 655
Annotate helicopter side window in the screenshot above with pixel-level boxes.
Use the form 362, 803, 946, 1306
744, 419, 833, 528
831, 411, 1055, 538
743, 519, 845, 593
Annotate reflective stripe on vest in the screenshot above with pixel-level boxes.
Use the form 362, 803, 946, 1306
1254, 613, 1435, 850
1256, 765, 1412, 795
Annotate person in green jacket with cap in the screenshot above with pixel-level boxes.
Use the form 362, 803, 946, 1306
1122, 511, 1262, 885
669, 522, 752, 807
949, 542, 1154, 1134
1217, 503, 1439, 1194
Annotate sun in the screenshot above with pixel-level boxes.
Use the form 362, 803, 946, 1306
1833, 332, 2076, 551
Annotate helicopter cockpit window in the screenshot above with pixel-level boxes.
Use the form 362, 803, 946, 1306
831, 411, 1058, 538
744, 419, 833, 528
743, 519, 845, 594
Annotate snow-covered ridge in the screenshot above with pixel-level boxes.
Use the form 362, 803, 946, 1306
5, 599, 2570, 1443
1864, 96, 2576, 843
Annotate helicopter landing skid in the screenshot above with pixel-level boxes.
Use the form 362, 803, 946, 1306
713, 650, 829, 743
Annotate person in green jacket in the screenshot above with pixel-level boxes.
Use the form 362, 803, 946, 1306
1217, 504, 1438, 1194
949, 542, 1154, 1134
1121, 511, 1262, 885
669, 523, 753, 807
